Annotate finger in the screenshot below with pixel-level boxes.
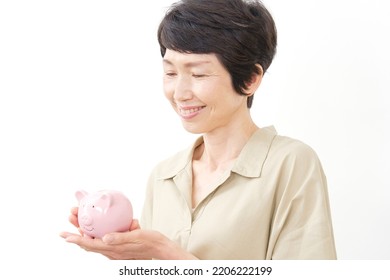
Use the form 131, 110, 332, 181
65, 234, 109, 252
69, 207, 79, 228
60, 231, 80, 239
102, 230, 139, 245
77, 227, 85, 236
69, 214, 79, 228
71, 207, 78, 215
61, 231, 121, 258
129, 219, 140, 231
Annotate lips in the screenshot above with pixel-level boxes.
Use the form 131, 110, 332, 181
179, 106, 204, 115
178, 106, 206, 119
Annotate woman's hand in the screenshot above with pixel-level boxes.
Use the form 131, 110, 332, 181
60, 218, 197, 260
69, 207, 79, 228
67, 206, 85, 236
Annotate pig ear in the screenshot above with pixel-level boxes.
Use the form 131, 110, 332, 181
75, 190, 88, 202
99, 193, 113, 208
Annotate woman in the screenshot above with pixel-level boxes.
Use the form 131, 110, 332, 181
61, 0, 337, 260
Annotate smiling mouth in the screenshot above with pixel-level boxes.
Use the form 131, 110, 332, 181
82, 226, 94, 232
179, 106, 205, 117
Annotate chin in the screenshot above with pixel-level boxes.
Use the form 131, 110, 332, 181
181, 122, 206, 135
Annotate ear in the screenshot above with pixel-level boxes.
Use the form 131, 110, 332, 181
243, 64, 263, 96
99, 193, 113, 208
75, 190, 88, 202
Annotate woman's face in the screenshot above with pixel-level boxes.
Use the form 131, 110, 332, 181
162, 49, 248, 134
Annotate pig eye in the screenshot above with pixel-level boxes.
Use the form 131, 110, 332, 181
92, 205, 95, 208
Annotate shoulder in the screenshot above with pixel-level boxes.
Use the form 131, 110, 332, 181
271, 134, 319, 161
250, 126, 322, 165
259, 129, 324, 174
261, 131, 328, 201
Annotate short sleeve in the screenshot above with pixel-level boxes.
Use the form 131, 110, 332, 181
267, 142, 337, 259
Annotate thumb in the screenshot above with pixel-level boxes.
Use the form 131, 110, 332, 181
102, 232, 120, 244
130, 219, 141, 231
102, 220, 141, 245
102, 231, 137, 245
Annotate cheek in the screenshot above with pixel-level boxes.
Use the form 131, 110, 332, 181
163, 80, 175, 100
197, 83, 223, 104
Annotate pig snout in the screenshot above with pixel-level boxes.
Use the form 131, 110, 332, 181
79, 214, 93, 226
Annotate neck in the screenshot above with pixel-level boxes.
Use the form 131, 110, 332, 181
195, 116, 258, 171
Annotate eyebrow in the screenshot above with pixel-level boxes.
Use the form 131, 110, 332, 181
162, 59, 212, 68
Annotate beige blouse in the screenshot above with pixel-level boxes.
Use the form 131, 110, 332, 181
141, 126, 337, 259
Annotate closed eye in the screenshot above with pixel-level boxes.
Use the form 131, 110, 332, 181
165, 72, 177, 77
192, 74, 208, 78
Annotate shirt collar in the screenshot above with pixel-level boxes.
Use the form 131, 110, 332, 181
231, 126, 277, 178
155, 136, 202, 180
155, 126, 277, 179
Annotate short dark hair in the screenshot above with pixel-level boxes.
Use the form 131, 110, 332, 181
158, 0, 277, 108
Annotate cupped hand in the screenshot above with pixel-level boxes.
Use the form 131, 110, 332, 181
60, 219, 197, 260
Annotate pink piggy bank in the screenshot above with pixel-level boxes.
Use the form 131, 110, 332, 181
76, 190, 133, 238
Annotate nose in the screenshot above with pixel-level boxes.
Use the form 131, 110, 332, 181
173, 76, 193, 102
80, 214, 93, 226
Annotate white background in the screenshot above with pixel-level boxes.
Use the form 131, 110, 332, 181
0, 0, 389, 277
